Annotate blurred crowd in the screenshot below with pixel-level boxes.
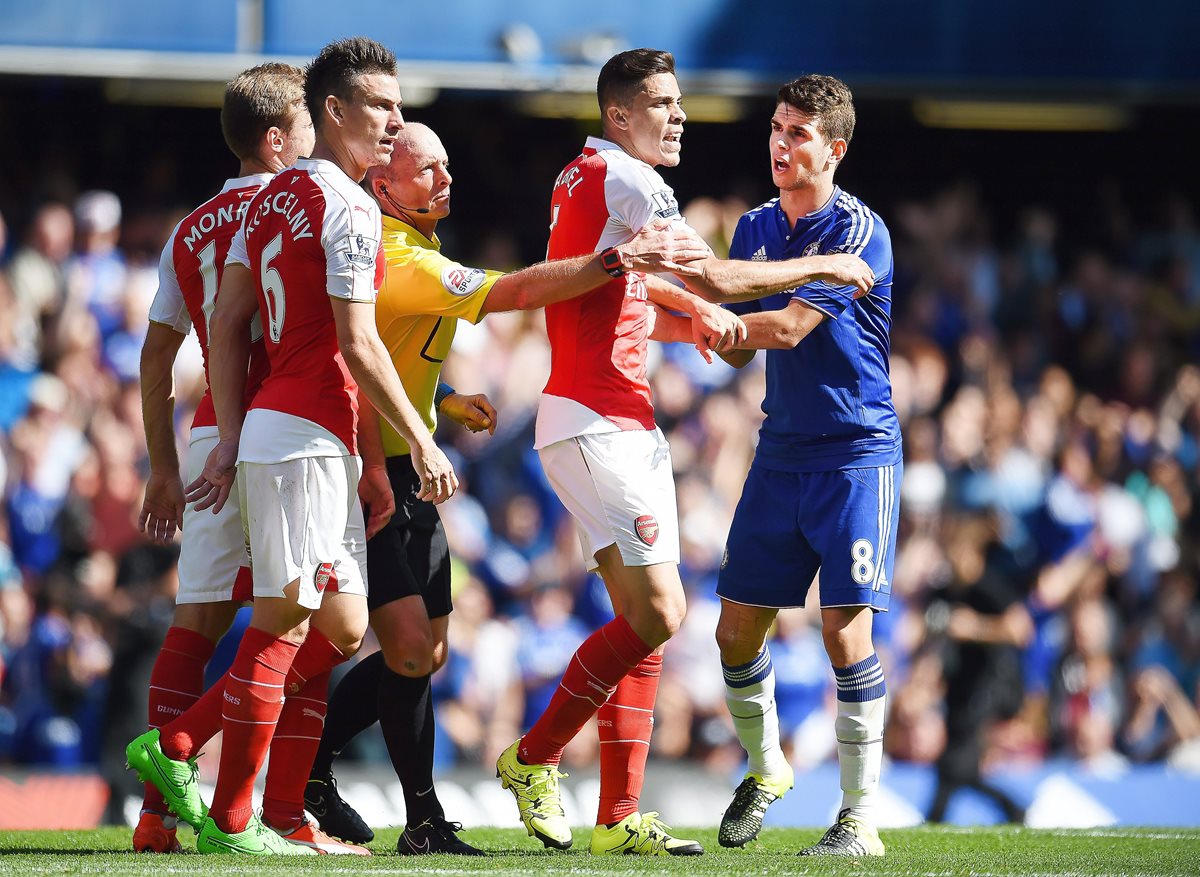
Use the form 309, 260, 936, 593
1, 168, 1198, 819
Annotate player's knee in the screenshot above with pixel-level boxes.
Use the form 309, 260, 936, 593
644, 602, 685, 645
333, 631, 365, 658
822, 612, 872, 667
714, 623, 753, 664
381, 634, 435, 677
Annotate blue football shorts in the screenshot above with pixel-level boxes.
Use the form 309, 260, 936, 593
716, 462, 901, 611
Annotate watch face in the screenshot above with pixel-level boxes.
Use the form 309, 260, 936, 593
602, 248, 623, 275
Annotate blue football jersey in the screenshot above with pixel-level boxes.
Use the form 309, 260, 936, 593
728, 187, 901, 472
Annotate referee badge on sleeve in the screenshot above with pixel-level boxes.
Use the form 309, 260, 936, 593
441, 264, 488, 296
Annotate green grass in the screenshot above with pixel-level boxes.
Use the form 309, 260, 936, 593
2, 826, 1198, 876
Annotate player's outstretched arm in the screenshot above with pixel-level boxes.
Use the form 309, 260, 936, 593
139, 321, 187, 542
184, 263, 257, 513
479, 223, 709, 316
714, 299, 828, 367
332, 298, 458, 504
683, 252, 875, 303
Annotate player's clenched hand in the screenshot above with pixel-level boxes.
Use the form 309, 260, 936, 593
690, 301, 748, 362
440, 392, 497, 435
139, 471, 185, 544
410, 440, 458, 505
816, 254, 875, 298
620, 222, 713, 277
183, 438, 239, 514
358, 464, 395, 539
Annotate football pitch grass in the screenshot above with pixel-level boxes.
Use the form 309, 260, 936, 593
2, 826, 1198, 876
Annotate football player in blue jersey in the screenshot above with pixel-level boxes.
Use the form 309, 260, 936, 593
701, 74, 898, 856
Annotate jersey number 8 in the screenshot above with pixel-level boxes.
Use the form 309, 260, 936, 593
850, 538, 876, 586
261, 232, 287, 342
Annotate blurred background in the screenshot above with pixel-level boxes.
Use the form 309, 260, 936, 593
1, 0, 1198, 831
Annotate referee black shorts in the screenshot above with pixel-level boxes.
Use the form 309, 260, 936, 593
365, 455, 452, 619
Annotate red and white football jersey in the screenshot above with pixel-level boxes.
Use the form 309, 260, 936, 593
226, 157, 384, 463
536, 137, 692, 449
148, 173, 273, 435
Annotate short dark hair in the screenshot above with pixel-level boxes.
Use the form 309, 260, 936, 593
221, 63, 307, 160
597, 48, 676, 113
304, 37, 398, 131
777, 74, 856, 145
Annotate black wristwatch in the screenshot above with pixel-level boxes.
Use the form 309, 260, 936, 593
600, 246, 625, 277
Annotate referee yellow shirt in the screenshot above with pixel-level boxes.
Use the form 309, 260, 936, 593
375, 214, 502, 457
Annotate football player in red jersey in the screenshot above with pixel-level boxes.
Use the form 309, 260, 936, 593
132, 62, 323, 854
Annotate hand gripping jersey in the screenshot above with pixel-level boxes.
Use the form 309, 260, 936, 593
226, 157, 385, 463
536, 136, 691, 449
147, 174, 274, 434
373, 215, 500, 457
728, 188, 901, 471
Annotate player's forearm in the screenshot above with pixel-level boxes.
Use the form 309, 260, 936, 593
139, 326, 184, 475
687, 255, 839, 303
482, 253, 601, 314
647, 306, 693, 343
341, 333, 435, 455
644, 275, 707, 315
208, 308, 250, 443
718, 348, 755, 369
355, 391, 388, 468
724, 310, 821, 351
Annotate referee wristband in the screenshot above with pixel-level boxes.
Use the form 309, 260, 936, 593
434, 382, 456, 409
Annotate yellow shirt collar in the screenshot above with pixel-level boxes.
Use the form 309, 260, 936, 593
381, 213, 441, 251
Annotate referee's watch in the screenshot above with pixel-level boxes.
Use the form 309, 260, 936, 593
600, 246, 625, 277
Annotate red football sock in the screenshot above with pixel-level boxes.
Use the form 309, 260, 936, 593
143, 627, 214, 812
519, 615, 653, 766
159, 670, 228, 762
596, 652, 662, 825
208, 626, 300, 834
262, 629, 347, 831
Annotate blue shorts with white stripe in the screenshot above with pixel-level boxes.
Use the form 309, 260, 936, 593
716, 462, 900, 611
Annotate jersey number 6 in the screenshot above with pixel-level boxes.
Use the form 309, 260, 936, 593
261, 232, 287, 343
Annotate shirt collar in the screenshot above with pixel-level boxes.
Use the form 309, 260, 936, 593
382, 213, 440, 251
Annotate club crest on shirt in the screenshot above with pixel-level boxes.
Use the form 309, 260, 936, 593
634, 514, 659, 546
342, 233, 379, 268
314, 562, 335, 594
803, 241, 821, 257
441, 264, 488, 296
650, 190, 679, 220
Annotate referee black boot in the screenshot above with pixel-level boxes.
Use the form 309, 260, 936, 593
398, 817, 486, 856
304, 772, 374, 844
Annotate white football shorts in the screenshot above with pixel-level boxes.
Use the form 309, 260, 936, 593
177, 431, 250, 605
538, 428, 680, 572
237, 454, 367, 611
